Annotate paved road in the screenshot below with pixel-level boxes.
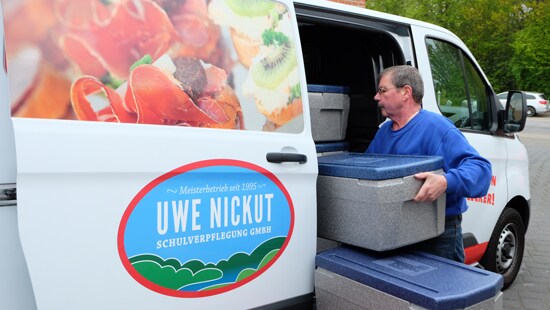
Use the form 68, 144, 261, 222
503, 113, 550, 309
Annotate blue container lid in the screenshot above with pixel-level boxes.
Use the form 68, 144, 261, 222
307, 84, 350, 94
318, 152, 443, 180
315, 141, 349, 153
316, 246, 503, 310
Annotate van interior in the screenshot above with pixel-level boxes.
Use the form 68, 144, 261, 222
296, 9, 408, 152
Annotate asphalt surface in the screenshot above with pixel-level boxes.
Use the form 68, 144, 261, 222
502, 113, 550, 310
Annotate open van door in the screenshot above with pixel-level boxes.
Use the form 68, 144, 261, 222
2, 0, 316, 308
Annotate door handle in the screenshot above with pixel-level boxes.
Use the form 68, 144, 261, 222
0, 185, 16, 207
266, 152, 307, 164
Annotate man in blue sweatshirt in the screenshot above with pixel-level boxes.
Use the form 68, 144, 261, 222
367, 65, 492, 263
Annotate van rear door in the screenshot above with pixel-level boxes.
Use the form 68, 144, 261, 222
3, 0, 316, 308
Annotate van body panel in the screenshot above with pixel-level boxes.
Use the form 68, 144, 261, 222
14, 122, 317, 309
461, 134, 510, 242
0, 8, 15, 185
502, 135, 531, 201
4, 0, 317, 308
0, 5, 35, 309
0, 206, 36, 310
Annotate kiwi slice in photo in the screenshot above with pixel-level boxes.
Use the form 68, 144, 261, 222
251, 41, 297, 89
225, 0, 276, 17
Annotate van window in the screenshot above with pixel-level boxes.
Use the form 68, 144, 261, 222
3, 0, 304, 133
426, 38, 491, 131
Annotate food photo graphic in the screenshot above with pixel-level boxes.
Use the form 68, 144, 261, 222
3, 0, 304, 132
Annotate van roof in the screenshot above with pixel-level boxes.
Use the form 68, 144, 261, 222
293, 0, 459, 40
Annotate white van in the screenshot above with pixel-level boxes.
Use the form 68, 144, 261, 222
0, 0, 529, 309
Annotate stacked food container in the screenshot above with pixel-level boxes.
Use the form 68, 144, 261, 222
316, 152, 445, 251
308, 84, 350, 144
315, 246, 503, 309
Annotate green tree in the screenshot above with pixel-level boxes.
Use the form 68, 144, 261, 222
510, 1, 550, 95
365, 0, 541, 94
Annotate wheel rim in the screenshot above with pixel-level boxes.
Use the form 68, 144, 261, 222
527, 107, 535, 117
496, 223, 518, 273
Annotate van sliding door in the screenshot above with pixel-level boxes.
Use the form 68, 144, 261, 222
3, 0, 316, 308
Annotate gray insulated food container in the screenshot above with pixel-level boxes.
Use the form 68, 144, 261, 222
315, 246, 504, 310
317, 153, 446, 251
307, 84, 350, 142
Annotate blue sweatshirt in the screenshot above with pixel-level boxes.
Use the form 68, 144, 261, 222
366, 109, 492, 216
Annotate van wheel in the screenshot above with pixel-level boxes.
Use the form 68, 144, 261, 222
480, 208, 525, 290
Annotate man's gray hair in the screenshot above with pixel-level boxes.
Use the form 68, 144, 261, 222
378, 65, 424, 104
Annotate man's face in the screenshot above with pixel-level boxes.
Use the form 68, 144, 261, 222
374, 74, 404, 119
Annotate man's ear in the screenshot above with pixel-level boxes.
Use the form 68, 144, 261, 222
402, 85, 413, 99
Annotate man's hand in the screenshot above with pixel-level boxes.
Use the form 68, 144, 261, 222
414, 172, 447, 202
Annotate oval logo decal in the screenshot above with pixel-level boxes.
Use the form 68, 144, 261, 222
118, 159, 294, 297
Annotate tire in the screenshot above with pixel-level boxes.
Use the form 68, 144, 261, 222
526, 106, 536, 117
480, 208, 525, 290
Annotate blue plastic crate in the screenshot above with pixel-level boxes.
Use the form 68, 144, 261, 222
318, 152, 443, 180
316, 246, 503, 310
315, 141, 350, 154
307, 84, 350, 94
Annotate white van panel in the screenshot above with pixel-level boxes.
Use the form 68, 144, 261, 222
461, 133, 509, 243
14, 119, 317, 309
0, 206, 36, 310
0, 10, 16, 185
